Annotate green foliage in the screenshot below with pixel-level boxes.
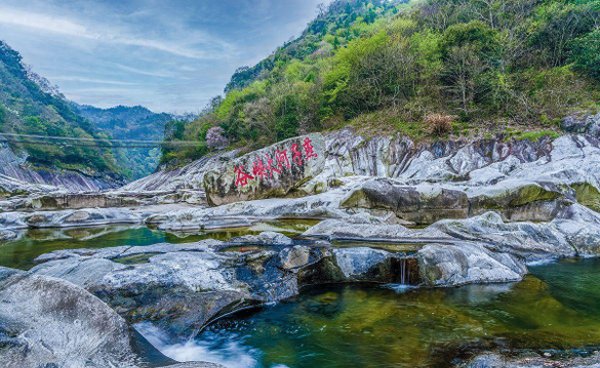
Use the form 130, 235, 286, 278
570, 29, 600, 81
75, 105, 176, 179
506, 129, 561, 142
0, 41, 120, 177
164, 0, 600, 165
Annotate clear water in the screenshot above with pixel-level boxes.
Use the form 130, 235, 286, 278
3, 224, 599, 367
146, 258, 600, 368
0, 219, 318, 270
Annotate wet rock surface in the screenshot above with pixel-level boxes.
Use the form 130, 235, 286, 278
461, 351, 600, 368
0, 265, 225, 368
28, 233, 415, 340
0, 267, 139, 368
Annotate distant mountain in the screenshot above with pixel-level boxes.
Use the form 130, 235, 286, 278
0, 40, 121, 182
74, 104, 192, 179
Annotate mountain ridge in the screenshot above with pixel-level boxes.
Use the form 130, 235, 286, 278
0, 40, 122, 183
162, 0, 600, 166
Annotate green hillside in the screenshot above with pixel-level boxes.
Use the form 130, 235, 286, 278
75, 104, 176, 179
0, 41, 121, 179
163, 0, 600, 165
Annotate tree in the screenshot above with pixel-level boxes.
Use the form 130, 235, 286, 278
206, 126, 228, 150
570, 29, 600, 81
440, 21, 501, 114
443, 45, 487, 113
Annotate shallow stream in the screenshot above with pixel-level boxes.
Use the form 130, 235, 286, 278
141, 258, 600, 368
2, 225, 599, 367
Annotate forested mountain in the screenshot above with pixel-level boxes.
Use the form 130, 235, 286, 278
0, 40, 121, 180
163, 0, 600, 165
74, 104, 176, 179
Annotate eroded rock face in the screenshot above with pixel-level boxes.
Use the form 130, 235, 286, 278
0, 267, 139, 368
29, 235, 414, 340
0, 140, 119, 195
417, 243, 527, 287
203, 133, 326, 206
341, 178, 469, 224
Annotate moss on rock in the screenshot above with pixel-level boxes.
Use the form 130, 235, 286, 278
571, 183, 600, 212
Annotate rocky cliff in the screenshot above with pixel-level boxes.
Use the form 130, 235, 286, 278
0, 140, 118, 196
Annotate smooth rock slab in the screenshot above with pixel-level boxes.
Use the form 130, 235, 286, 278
0, 267, 139, 368
203, 133, 326, 206
417, 242, 527, 287
342, 178, 469, 224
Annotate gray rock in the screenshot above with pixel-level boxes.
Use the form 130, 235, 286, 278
0, 229, 17, 241
0, 267, 139, 368
203, 133, 326, 206
561, 113, 600, 136
279, 245, 311, 270
417, 242, 527, 287
31, 257, 127, 288
342, 178, 469, 224
29, 237, 409, 339
168, 364, 226, 368
429, 212, 577, 263
462, 352, 600, 368
333, 247, 393, 279
0, 140, 118, 194
302, 217, 451, 241
231, 231, 293, 246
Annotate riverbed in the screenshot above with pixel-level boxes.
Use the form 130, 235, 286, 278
2, 225, 599, 368
144, 258, 600, 367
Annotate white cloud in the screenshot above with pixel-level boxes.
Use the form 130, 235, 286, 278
49, 76, 139, 85
0, 6, 223, 59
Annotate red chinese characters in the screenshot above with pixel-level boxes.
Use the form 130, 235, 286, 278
234, 165, 254, 187
291, 143, 303, 166
252, 159, 267, 179
303, 137, 318, 160
234, 137, 319, 188
264, 154, 281, 177
275, 149, 291, 170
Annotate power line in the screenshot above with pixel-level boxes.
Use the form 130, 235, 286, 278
0, 133, 199, 148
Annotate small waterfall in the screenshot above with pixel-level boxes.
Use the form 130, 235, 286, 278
399, 257, 406, 285
389, 256, 419, 290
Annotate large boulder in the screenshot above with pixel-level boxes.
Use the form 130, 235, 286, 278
417, 242, 527, 287
341, 178, 469, 224
203, 133, 326, 206
0, 267, 139, 368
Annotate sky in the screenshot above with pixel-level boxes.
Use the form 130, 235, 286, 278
0, 0, 330, 113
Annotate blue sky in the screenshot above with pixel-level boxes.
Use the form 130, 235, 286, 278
0, 0, 330, 113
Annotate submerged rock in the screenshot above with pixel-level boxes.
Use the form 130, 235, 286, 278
462, 351, 600, 368
0, 229, 16, 241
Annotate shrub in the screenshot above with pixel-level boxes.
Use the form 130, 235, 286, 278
424, 113, 455, 136
205, 126, 228, 150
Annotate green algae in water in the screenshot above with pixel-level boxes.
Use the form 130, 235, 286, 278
190, 258, 600, 368
0, 219, 318, 270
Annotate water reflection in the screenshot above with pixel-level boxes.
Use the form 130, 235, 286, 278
181, 258, 600, 368
0, 219, 318, 270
